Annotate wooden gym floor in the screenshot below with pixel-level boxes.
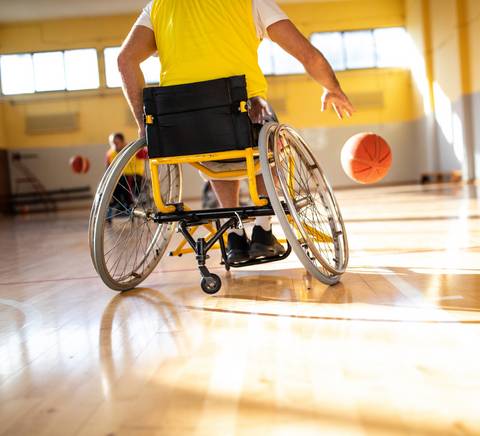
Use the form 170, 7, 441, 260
1, 183, 480, 436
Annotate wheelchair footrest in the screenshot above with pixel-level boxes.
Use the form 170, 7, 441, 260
225, 242, 292, 269
170, 203, 293, 295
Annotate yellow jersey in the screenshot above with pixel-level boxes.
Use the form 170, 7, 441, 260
150, 0, 267, 99
106, 148, 146, 176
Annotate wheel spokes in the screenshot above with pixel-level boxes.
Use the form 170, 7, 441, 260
273, 126, 347, 275
101, 158, 179, 285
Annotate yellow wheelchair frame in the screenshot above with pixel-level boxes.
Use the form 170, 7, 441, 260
148, 145, 285, 260
147, 134, 332, 265
150, 147, 267, 213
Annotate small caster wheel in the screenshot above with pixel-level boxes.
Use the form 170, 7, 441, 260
201, 274, 222, 294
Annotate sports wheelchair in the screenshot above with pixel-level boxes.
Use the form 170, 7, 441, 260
89, 76, 348, 294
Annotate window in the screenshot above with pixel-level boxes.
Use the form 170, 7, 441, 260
257, 39, 304, 76
104, 47, 160, 88
64, 49, 100, 90
0, 54, 35, 95
344, 30, 376, 69
310, 27, 409, 71
373, 27, 409, 68
104, 47, 122, 88
140, 56, 161, 85
310, 32, 345, 71
33, 51, 65, 92
257, 40, 274, 75
0, 49, 99, 95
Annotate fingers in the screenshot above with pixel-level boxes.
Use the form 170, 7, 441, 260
339, 101, 352, 118
343, 95, 355, 115
321, 96, 327, 112
332, 103, 343, 120
323, 92, 355, 119
344, 100, 355, 116
247, 97, 272, 124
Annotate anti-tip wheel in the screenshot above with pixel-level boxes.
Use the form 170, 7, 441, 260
201, 274, 222, 294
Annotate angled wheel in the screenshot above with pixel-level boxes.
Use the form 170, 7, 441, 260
89, 138, 182, 291
200, 274, 222, 294
258, 123, 348, 285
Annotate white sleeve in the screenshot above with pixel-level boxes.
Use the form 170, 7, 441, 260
253, 0, 288, 40
134, 1, 153, 30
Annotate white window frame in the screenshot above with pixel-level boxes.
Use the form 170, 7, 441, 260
0, 48, 100, 96
309, 27, 408, 72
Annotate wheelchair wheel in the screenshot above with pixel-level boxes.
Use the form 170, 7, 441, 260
258, 123, 348, 285
90, 138, 182, 291
88, 148, 120, 259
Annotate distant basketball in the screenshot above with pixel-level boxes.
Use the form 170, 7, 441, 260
341, 133, 392, 184
70, 155, 90, 174
82, 157, 90, 173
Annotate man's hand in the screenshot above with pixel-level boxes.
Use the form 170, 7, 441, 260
247, 96, 273, 124
321, 89, 354, 119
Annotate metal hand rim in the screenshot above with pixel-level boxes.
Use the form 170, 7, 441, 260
258, 122, 347, 283
273, 124, 348, 275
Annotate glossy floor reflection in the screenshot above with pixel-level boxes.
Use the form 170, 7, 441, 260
1, 183, 480, 435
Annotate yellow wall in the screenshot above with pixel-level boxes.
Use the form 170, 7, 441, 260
0, 0, 409, 150
0, 103, 6, 148
0, 15, 135, 54
405, 0, 480, 179
280, 0, 404, 33
431, 0, 463, 102
1, 94, 137, 148
269, 69, 413, 128
407, 0, 480, 114
406, 0, 433, 118
466, 0, 480, 94
273, 0, 412, 128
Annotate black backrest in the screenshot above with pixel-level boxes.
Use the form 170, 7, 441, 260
143, 75, 253, 158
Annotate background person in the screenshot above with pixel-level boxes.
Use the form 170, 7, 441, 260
106, 132, 146, 222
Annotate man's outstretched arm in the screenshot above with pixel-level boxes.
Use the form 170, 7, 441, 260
267, 20, 354, 119
118, 25, 157, 137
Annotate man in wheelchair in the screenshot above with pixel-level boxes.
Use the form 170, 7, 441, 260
117, 0, 352, 262
89, 0, 353, 292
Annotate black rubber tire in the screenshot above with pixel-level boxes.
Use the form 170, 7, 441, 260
200, 274, 222, 294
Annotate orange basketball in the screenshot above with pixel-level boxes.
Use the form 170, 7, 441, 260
70, 155, 83, 174
341, 133, 392, 184
70, 155, 90, 174
82, 157, 90, 173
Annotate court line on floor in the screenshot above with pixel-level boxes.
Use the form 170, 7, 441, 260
0, 261, 285, 287
0, 258, 302, 287
153, 302, 480, 324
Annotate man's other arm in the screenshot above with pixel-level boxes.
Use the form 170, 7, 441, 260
118, 25, 157, 137
267, 20, 354, 119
